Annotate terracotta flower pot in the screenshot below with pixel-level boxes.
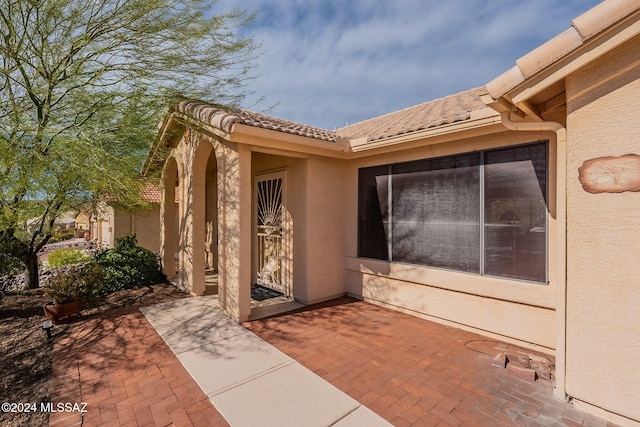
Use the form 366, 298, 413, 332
43, 300, 82, 325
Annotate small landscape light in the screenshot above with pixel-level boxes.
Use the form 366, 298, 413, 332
42, 320, 53, 339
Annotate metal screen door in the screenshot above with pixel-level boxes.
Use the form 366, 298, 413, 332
256, 173, 285, 294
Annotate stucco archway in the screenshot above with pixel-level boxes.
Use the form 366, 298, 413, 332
158, 126, 252, 318
200, 142, 220, 296
186, 138, 214, 295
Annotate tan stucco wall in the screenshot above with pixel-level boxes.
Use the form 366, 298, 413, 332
344, 129, 560, 351
92, 202, 162, 253
304, 156, 347, 303
160, 157, 179, 280
565, 35, 640, 423
113, 206, 161, 253
113, 209, 131, 246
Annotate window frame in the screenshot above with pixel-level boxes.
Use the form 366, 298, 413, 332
357, 140, 549, 284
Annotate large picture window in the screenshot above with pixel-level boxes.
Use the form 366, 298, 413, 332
357, 141, 548, 283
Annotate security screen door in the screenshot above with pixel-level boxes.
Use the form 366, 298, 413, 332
255, 172, 286, 294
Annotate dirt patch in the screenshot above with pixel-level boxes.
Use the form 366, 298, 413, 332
0, 283, 188, 427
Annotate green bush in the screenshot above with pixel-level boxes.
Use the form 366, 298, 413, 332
49, 231, 75, 243
44, 263, 105, 305
93, 234, 164, 293
47, 248, 91, 267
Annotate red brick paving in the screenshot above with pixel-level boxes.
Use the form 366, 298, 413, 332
243, 297, 619, 427
49, 297, 619, 427
49, 306, 228, 427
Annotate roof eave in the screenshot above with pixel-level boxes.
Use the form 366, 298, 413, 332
141, 110, 178, 177
485, 2, 640, 112
347, 107, 501, 155
230, 123, 350, 158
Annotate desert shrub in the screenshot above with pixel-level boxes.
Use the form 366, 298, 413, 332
93, 234, 164, 293
44, 263, 105, 305
47, 248, 91, 267
49, 231, 75, 243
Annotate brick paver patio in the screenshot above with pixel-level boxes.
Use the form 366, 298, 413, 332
244, 297, 617, 427
49, 297, 618, 426
49, 306, 228, 427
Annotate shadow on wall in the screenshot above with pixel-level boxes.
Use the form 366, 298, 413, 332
346, 260, 392, 302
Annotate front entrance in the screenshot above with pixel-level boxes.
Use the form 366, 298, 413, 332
255, 171, 290, 297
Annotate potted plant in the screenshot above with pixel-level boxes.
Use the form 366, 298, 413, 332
43, 263, 105, 324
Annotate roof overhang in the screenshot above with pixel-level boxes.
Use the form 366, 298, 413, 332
230, 123, 349, 158
142, 108, 349, 174
143, 102, 503, 168
346, 107, 501, 157
483, 1, 640, 120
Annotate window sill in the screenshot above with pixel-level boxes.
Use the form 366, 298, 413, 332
346, 256, 555, 310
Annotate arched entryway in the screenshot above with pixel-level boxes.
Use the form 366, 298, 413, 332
159, 128, 253, 320
160, 135, 219, 296
204, 144, 219, 294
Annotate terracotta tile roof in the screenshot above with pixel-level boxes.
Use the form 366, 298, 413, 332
175, 101, 337, 143
140, 183, 180, 205
238, 110, 338, 142
173, 88, 487, 147
140, 183, 162, 203
105, 183, 178, 204
336, 87, 487, 142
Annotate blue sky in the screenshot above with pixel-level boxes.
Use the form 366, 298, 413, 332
223, 0, 602, 130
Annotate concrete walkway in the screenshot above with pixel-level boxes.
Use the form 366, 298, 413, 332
141, 296, 390, 427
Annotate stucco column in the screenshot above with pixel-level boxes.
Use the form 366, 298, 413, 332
181, 140, 209, 296
237, 146, 252, 321
160, 158, 178, 280
218, 144, 252, 321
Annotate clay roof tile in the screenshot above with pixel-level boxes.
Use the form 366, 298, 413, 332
336, 87, 487, 142
173, 88, 487, 147
176, 101, 337, 143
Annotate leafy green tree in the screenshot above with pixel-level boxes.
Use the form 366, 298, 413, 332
0, 0, 258, 288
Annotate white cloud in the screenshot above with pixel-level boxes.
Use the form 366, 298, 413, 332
232, 0, 602, 129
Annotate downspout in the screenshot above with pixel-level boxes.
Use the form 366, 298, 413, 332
499, 111, 568, 401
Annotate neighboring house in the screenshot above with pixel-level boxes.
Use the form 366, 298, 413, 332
27, 210, 77, 234
74, 211, 91, 237
89, 184, 170, 253
143, 2, 640, 425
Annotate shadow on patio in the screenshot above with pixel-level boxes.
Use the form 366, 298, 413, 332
49, 304, 228, 426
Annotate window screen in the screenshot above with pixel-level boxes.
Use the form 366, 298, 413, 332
391, 154, 480, 272
484, 143, 547, 282
357, 141, 548, 283
358, 165, 389, 260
